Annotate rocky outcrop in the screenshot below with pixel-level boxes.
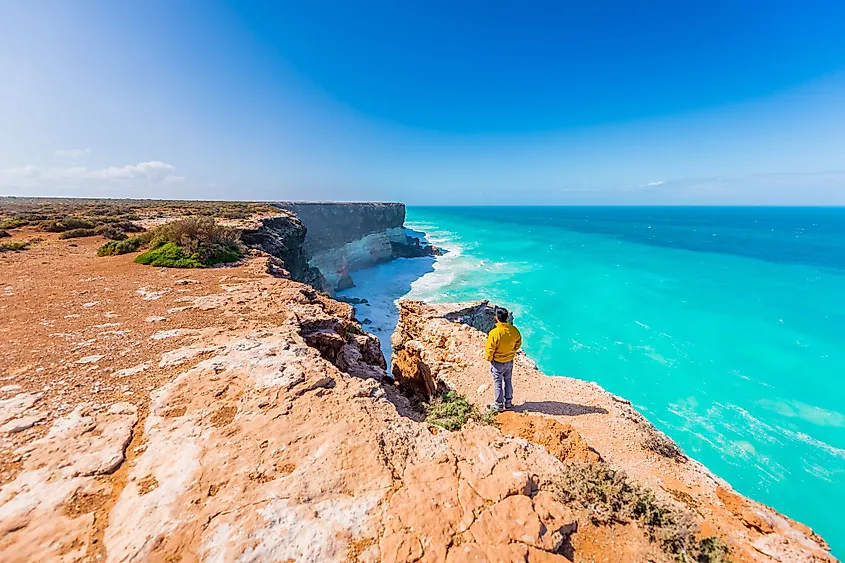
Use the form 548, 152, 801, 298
0, 244, 620, 563
392, 299, 837, 563
390, 235, 442, 259
240, 211, 332, 292
275, 202, 433, 291
391, 340, 438, 400
0, 403, 137, 562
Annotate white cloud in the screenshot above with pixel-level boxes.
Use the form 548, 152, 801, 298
55, 148, 92, 158
0, 161, 184, 189
641, 181, 664, 187
88, 161, 180, 182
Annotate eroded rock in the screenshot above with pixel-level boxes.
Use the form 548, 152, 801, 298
0, 403, 137, 561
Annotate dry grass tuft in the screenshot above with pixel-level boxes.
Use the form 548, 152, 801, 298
552, 461, 729, 562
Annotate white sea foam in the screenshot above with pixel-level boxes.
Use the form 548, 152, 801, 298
780, 428, 845, 459
335, 221, 470, 366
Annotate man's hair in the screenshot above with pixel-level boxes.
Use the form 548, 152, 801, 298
495, 308, 509, 323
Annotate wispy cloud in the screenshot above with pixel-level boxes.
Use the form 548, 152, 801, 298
54, 148, 92, 158
0, 161, 185, 188
624, 171, 845, 205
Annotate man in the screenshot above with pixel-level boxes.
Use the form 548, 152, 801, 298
485, 307, 522, 412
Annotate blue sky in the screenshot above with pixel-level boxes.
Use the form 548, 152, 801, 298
1, 1, 844, 204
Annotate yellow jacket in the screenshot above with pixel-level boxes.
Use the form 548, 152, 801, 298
485, 322, 522, 363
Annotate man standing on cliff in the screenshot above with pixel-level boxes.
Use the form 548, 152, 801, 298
485, 307, 522, 412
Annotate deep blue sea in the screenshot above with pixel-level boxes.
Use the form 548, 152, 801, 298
340, 206, 845, 554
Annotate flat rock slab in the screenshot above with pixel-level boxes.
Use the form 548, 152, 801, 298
0, 402, 138, 561
76, 355, 105, 364
149, 329, 201, 341
0, 412, 46, 434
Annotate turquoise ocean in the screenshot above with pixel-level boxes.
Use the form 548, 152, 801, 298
340, 206, 845, 554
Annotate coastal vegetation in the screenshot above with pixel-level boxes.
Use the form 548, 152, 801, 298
424, 390, 498, 430
96, 217, 244, 265
96, 237, 145, 256
0, 197, 277, 232
0, 198, 252, 268
554, 461, 729, 562
133, 217, 242, 268
0, 239, 31, 252
57, 228, 98, 239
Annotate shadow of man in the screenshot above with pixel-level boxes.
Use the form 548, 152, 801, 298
512, 401, 608, 416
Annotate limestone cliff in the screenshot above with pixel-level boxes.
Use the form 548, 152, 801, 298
391, 299, 836, 563
239, 210, 332, 292
276, 202, 438, 290
0, 237, 608, 562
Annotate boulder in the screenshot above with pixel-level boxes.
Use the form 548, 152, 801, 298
392, 340, 438, 400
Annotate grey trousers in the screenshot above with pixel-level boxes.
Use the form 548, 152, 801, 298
490, 360, 513, 408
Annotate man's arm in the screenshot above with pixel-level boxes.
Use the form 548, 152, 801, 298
514, 329, 522, 352
485, 330, 498, 362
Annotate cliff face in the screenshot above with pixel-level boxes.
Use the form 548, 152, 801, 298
391, 300, 836, 563
0, 239, 609, 563
278, 202, 406, 254
276, 202, 437, 290
240, 211, 332, 292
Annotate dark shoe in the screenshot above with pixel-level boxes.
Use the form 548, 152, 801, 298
487, 403, 504, 413
504, 401, 513, 410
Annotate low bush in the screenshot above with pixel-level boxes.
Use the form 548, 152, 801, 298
95, 224, 129, 240
97, 237, 145, 256
41, 216, 94, 232
424, 391, 499, 431
642, 428, 686, 461
134, 242, 206, 268
552, 462, 729, 562
116, 220, 144, 233
0, 217, 29, 230
58, 228, 98, 239
141, 217, 242, 267
0, 240, 30, 252
96, 216, 241, 267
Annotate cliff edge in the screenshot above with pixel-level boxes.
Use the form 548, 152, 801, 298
391, 299, 835, 563
0, 233, 627, 562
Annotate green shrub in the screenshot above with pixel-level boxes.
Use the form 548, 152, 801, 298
95, 224, 128, 240
0, 230, 9, 238
552, 462, 730, 562
424, 391, 499, 431
40, 216, 94, 232
115, 220, 144, 233
0, 240, 30, 252
58, 228, 97, 239
0, 217, 29, 229
139, 217, 242, 267
97, 237, 145, 256
134, 242, 206, 268
204, 245, 242, 265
